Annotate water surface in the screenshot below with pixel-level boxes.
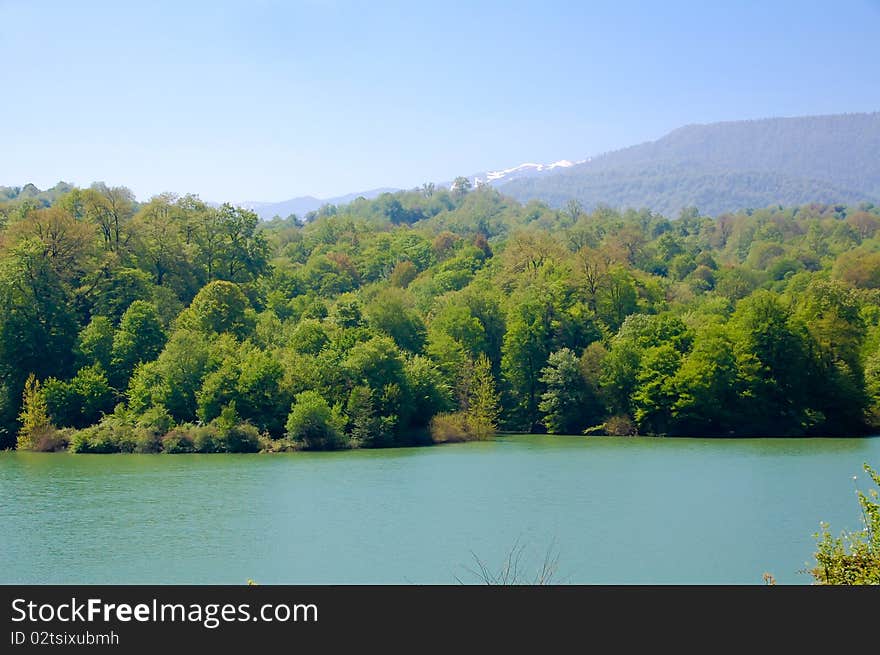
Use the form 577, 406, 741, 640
2, 435, 878, 584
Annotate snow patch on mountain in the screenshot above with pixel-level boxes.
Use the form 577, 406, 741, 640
475, 159, 588, 186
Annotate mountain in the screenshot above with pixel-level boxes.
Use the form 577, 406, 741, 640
469, 159, 587, 186
8, 113, 880, 221
241, 187, 399, 220
497, 112, 880, 216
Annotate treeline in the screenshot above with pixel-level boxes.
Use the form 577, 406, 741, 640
2, 180, 880, 452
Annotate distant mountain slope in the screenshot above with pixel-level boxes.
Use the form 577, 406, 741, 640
499, 112, 880, 216
241, 187, 399, 219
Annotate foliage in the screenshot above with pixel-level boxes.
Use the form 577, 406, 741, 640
430, 411, 493, 443
539, 348, 594, 434
16, 374, 57, 450
499, 113, 880, 217
2, 179, 880, 452
285, 391, 346, 450
812, 464, 880, 585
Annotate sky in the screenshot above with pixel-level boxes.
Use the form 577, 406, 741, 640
2, 0, 879, 203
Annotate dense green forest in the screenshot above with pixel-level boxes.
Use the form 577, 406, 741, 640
502, 112, 880, 216
2, 180, 880, 453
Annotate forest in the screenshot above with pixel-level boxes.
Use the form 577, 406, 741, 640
1, 180, 880, 453
501, 112, 880, 216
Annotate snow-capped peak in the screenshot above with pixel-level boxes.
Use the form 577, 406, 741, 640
475, 158, 587, 186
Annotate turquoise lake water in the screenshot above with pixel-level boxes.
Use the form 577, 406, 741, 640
2, 434, 878, 584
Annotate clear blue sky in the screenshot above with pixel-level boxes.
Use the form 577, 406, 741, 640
2, 0, 879, 202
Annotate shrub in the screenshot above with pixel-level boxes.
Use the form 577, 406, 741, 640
260, 436, 297, 453
29, 427, 71, 452
137, 405, 174, 434
603, 415, 638, 436
216, 421, 262, 453
812, 463, 880, 584
68, 429, 93, 453
191, 424, 221, 453
133, 427, 163, 453
430, 412, 493, 443
161, 426, 196, 454
68, 426, 121, 453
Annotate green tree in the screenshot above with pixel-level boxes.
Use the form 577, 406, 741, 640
44, 365, 114, 429
468, 353, 500, 433
77, 315, 114, 371
365, 287, 426, 353
452, 176, 472, 198
111, 301, 166, 387
285, 390, 346, 450
127, 329, 211, 421
186, 280, 253, 337
539, 348, 592, 434
671, 325, 738, 436
730, 291, 812, 435
84, 183, 136, 254
501, 288, 559, 430
793, 280, 867, 434
632, 344, 682, 435
17, 374, 54, 450
346, 385, 381, 447
0, 239, 77, 442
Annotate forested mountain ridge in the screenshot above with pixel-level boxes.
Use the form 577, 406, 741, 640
2, 181, 880, 453
500, 112, 880, 216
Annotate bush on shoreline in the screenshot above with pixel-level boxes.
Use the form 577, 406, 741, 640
430, 412, 493, 443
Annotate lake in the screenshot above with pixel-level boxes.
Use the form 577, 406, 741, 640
1, 434, 878, 584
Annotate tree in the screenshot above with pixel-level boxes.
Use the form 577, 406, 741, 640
44, 365, 114, 429
575, 245, 613, 313
111, 301, 166, 387
729, 291, 812, 435
345, 385, 385, 447
452, 176, 472, 198
0, 238, 77, 439
186, 280, 253, 337
564, 199, 584, 224
80, 264, 156, 324
364, 287, 426, 353
539, 348, 592, 434
17, 374, 54, 450
501, 288, 559, 430
214, 204, 270, 282
127, 329, 211, 422
77, 315, 115, 371
404, 355, 453, 430
84, 183, 136, 254
793, 279, 867, 433
595, 266, 638, 332
285, 390, 346, 450
631, 344, 682, 435
130, 194, 198, 298
236, 345, 289, 435
671, 325, 738, 436
468, 353, 500, 433
389, 260, 418, 288
6, 205, 96, 284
